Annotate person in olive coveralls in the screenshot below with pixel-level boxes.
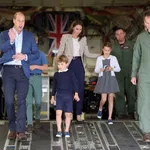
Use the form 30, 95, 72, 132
112, 27, 136, 119
131, 10, 150, 142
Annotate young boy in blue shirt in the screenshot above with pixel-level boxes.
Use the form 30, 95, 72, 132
26, 35, 48, 132
51, 55, 80, 138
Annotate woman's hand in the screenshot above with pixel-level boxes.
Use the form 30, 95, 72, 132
74, 93, 80, 102
50, 96, 55, 104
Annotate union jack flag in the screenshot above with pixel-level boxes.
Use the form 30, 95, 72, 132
47, 13, 69, 55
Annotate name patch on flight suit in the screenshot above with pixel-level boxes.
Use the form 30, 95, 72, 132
122, 45, 130, 50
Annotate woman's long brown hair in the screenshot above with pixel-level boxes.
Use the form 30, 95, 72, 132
68, 20, 85, 41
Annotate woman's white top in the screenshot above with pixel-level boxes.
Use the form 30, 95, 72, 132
72, 38, 80, 56
94, 55, 121, 77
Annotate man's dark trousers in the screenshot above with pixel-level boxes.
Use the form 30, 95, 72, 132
3, 65, 29, 133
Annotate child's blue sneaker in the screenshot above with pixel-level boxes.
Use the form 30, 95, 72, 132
64, 132, 70, 138
56, 131, 62, 137
97, 110, 102, 119
108, 119, 113, 125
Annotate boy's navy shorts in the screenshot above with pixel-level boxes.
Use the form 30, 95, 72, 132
56, 93, 73, 112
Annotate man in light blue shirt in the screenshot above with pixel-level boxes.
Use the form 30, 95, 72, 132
0, 12, 39, 140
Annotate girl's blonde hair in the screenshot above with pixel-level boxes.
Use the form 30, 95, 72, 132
101, 41, 112, 55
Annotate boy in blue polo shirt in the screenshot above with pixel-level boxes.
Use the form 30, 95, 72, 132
51, 55, 80, 138
26, 34, 48, 132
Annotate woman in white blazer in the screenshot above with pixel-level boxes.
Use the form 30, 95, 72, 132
57, 20, 99, 121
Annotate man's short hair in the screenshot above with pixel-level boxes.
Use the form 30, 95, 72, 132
144, 10, 150, 17
113, 26, 126, 33
13, 12, 25, 19
57, 55, 68, 64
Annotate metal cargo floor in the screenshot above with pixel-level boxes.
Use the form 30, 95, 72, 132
0, 120, 149, 150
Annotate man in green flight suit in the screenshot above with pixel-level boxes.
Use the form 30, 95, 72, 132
112, 27, 136, 119
131, 10, 150, 142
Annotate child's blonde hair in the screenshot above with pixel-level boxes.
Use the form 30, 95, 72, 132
33, 34, 38, 44
101, 41, 112, 55
57, 55, 68, 64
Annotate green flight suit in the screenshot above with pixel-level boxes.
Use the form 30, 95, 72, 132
112, 40, 136, 116
132, 31, 150, 133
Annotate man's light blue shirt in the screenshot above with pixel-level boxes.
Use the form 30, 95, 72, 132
4, 28, 23, 65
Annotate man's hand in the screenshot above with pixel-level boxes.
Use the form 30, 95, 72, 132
131, 77, 137, 85
12, 53, 26, 61
30, 65, 38, 71
74, 93, 80, 102
8, 28, 16, 43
